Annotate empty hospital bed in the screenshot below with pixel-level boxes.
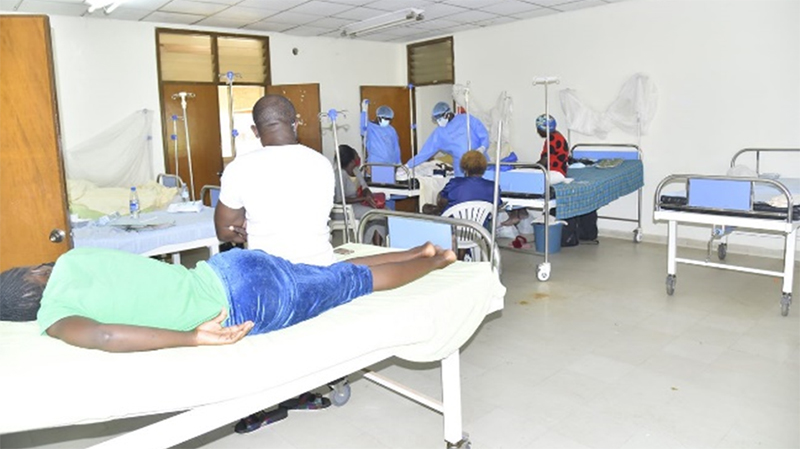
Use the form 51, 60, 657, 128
0, 214, 505, 449
653, 148, 799, 316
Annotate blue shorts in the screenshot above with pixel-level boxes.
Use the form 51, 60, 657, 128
207, 248, 373, 335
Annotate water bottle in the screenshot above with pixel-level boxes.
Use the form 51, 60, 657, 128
180, 184, 189, 202
129, 186, 140, 219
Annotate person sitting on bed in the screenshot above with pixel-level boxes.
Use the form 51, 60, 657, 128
0, 243, 455, 353
214, 94, 336, 267
535, 114, 570, 185
333, 144, 386, 246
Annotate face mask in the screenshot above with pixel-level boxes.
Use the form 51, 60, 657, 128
437, 117, 448, 128
378, 118, 390, 127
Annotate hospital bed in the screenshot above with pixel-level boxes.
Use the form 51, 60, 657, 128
485, 144, 644, 281
0, 214, 505, 449
72, 207, 220, 264
653, 148, 800, 316
364, 162, 452, 212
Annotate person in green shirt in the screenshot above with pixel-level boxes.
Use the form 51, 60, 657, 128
0, 243, 455, 353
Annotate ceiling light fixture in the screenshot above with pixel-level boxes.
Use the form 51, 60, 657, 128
341, 8, 424, 38
84, 0, 126, 14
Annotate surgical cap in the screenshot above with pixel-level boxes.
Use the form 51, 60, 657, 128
535, 114, 557, 132
432, 102, 451, 119
376, 105, 394, 119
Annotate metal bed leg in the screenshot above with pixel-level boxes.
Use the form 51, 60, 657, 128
634, 187, 643, 243
780, 228, 796, 316
666, 220, 677, 295
442, 351, 469, 449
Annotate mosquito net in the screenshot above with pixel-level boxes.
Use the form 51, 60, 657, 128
559, 73, 658, 140
63, 109, 155, 188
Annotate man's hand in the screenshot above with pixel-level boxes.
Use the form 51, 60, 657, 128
228, 223, 248, 242
361, 99, 369, 113
194, 309, 254, 347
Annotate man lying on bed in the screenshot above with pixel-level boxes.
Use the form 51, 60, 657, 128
0, 243, 455, 352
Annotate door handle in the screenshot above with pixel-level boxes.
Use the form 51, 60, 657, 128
49, 229, 66, 243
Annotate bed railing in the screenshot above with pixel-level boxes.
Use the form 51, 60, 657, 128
358, 209, 500, 273
360, 163, 418, 190
730, 148, 800, 175
653, 174, 795, 224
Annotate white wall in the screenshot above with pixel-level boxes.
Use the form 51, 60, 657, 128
45, 15, 406, 171
453, 0, 800, 257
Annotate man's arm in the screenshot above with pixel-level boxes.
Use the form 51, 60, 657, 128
406, 131, 439, 168
46, 310, 253, 352
214, 201, 247, 244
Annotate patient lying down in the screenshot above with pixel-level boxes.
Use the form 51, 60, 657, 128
0, 244, 455, 353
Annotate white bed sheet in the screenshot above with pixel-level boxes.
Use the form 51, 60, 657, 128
72, 208, 217, 256
0, 243, 505, 435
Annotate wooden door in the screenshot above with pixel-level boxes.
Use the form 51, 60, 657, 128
160, 83, 224, 201
266, 83, 322, 152
360, 86, 412, 162
0, 16, 71, 270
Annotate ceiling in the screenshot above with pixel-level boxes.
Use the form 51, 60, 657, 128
1, 0, 628, 43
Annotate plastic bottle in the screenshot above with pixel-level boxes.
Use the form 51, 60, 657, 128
180, 184, 189, 202
129, 186, 140, 219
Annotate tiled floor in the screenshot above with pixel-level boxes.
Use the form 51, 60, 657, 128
3, 238, 798, 449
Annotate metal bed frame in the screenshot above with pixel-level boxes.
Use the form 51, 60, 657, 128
571, 143, 644, 243
653, 148, 799, 316
491, 143, 643, 282
356, 210, 501, 449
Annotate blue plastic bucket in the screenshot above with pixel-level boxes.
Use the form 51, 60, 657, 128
533, 221, 563, 254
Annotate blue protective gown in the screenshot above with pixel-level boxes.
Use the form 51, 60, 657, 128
406, 114, 490, 177
361, 112, 401, 164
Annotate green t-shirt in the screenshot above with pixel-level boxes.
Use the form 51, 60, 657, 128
37, 247, 228, 334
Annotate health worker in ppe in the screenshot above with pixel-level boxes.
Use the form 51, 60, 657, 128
405, 102, 489, 177
361, 100, 402, 165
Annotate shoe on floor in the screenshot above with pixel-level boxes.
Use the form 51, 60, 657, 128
234, 407, 288, 434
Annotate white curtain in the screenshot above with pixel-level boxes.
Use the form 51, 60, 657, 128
64, 109, 154, 188
559, 73, 658, 139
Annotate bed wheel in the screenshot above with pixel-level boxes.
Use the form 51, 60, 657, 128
328, 379, 351, 407
717, 243, 727, 261
781, 293, 792, 317
666, 274, 676, 296
633, 228, 643, 243
537, 262, 551, 282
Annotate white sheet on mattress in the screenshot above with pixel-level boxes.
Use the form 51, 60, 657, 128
0, 244, 504, 434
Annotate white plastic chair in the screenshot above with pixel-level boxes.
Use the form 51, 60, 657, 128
329, 203, 359, 243
441, 200, 495, 260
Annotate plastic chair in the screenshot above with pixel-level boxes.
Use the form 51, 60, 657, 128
157, 173, 184, 188
329, 203, 359, 243
441, 201, 495, 260
200, 185, 220, 208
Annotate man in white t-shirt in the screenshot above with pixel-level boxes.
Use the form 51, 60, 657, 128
215, 95, 335, 266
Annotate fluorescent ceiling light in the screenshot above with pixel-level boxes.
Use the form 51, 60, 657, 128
85, 0, 126, 14
341, 8, 424, 38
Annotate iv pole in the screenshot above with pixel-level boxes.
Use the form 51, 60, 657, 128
171, 92, 196, 201
219, 71, 242, 158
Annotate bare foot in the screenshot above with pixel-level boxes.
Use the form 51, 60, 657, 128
434, 248, 457, 268
418, 242, 437, 258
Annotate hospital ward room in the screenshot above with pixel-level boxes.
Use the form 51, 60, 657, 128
1, 0, 798, 448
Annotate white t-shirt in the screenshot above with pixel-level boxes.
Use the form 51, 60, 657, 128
219, 144, 336, 266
